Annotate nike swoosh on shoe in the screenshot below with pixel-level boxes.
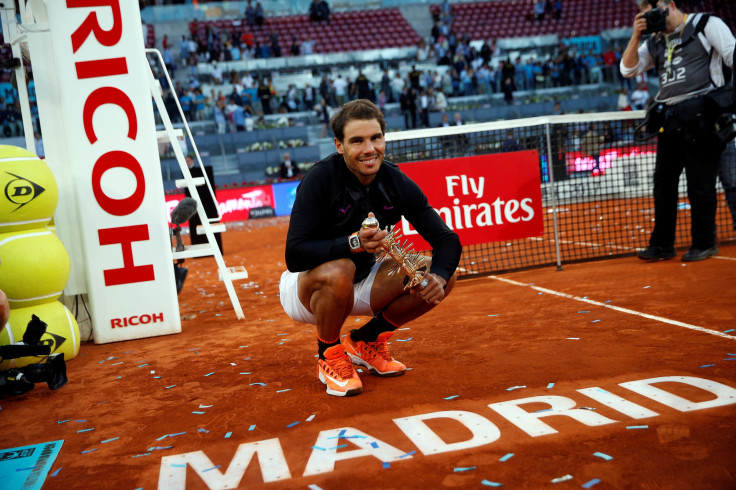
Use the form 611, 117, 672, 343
323, 372, 349, 387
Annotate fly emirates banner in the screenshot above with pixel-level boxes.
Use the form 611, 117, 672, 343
398, 151, 544, 249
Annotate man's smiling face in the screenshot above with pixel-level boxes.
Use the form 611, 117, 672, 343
335, 118, 385, 186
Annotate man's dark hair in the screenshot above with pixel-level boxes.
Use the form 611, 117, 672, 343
330, 99, 386, 142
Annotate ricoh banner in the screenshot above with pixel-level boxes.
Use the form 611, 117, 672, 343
399, 151, 545, 249
45, 1, 180, 343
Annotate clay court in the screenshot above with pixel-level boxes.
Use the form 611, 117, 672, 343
1, 215, 735, 490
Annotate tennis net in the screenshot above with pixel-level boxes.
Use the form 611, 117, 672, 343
385, 111, 736, 277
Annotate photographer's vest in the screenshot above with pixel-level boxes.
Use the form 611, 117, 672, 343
648, 13, 721, 104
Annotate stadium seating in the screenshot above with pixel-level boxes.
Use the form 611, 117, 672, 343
433, 0, 734, 41
188, 8, 421, 54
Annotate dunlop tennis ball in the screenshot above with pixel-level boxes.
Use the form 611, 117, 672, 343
0, 228, 70, 308
0, 145, 58, 233
0, 300, 80, 370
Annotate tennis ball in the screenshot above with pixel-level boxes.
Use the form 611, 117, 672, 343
0, 300, 80, 370
0, 228, 70, 308
0, 145, 59, 233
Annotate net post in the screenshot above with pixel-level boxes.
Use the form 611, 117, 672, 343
544, 120, 564, 271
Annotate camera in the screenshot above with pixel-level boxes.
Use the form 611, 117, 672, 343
715, 113, 736, 143
0, 315, 69, 397
643, 1, 669, 34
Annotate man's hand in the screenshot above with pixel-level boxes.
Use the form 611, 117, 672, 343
358, 212, 388, 254
412, 272, 447, 305
633, 11, 649, 40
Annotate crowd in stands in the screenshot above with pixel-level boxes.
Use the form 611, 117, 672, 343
157, 31, 634, 136
141, 0, 686, 138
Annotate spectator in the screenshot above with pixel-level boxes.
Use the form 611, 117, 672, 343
245, 0, 256, 27
279, 153, 299, 179
534, 0, 545, 21
213, 99, 227, 134
630, 81, 649, 110
231, 102, 246, 131
193, 88, 207, 121
419, 88, 430, 127
310, 0, 330, 22
380, 69, 392, 102
269, 31, 281, 57
178, 35, 190, 64
162, 46, 176, 77
501, 77, 515, 104
318, 75, 332, 105
440, 0, 453, 23
179, 88, 194, 121
300, 36, 315, 55
254, 2, 265, 27
501, 130, 521, 152
554, 0, 562, 21
408, 64, 422, 90
438, 112, 454, 155
399, 86, 417, 129
355, 69, 371, 100
210, 61, 222, 84
316, 97, 331, 138
333, 74, 348, 105
434, 89, 448, 112
582, 123, 604, 176
285, 84, 299, 112
377, 90, 387, 111
257, 77, 273, 115
390, 72, 405, 103
303, 84, 316, 112
290, 36, 300, 56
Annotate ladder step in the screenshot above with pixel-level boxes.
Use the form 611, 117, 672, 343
175, 177, 206, 188
219, 266, 249, 281
196, 223, 226, 235
171, 243, 215, 260
156, 129, 184, 142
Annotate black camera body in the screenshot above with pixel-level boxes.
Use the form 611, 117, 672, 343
0, 315, 69, 397
643, 1, 669, 34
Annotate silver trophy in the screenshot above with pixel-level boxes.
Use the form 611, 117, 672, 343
362, 216, 427, 290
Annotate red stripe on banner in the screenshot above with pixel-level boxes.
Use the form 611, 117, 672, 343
75, 57, 128, 79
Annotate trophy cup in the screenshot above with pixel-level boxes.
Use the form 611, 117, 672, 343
362, 216, 428, 290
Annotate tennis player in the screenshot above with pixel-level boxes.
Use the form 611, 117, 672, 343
279, 99, 461, 396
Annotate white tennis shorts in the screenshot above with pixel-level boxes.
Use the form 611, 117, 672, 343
279, 261, 381, 324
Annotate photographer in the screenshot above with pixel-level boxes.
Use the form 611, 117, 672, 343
621, 0, 734, 262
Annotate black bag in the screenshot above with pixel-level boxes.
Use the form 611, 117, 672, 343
663, 96, 706, 136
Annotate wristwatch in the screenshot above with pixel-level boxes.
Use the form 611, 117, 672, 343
348, 232, 364, 253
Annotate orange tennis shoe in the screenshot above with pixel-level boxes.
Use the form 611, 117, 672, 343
343, 330, 406, 377
318, 344, 363, 397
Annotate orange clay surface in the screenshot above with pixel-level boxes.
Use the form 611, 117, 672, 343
1, 216, 735, 489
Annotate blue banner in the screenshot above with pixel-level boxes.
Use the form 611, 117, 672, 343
565, 35, 603, 54
0, 440, 63, 490
272, 181, 300, 217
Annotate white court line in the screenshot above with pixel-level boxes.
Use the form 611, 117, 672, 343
488, 275, 736, 340
527, 236, 636, 252
714, 255, 736, 262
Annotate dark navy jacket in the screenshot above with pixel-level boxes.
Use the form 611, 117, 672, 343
285, 152, 461, 283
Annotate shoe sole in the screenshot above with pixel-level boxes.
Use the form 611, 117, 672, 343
637, 253, 676, 261
318, 371, 362, 397
681, 249, 718, 262
346, 352, 406, 377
